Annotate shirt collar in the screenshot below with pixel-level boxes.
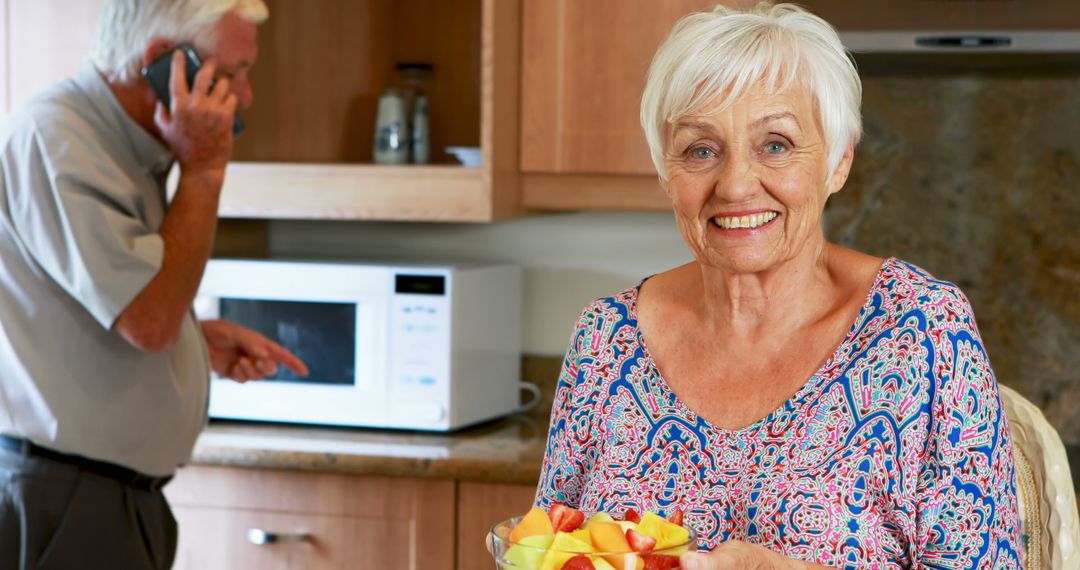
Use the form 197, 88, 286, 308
74, 63, 174, 177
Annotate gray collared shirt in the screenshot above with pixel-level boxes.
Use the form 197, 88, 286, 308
0, 63, 209, 476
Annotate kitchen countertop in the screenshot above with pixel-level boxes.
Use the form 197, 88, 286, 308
187, 414, 549, 486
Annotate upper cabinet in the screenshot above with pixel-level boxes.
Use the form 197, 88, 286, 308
518, 0, 741, 212
0, 0, 521, 222
223, 0, 521, 221
520, 0, 727, 176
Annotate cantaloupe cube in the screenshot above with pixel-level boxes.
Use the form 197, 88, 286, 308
589, 521, 642, 570
511, 506, 555, 542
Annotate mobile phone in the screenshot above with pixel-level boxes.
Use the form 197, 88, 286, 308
140, 43, 245, 137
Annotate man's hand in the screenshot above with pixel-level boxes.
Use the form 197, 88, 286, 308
200, 319, 309, 382
154, 49, 236, 180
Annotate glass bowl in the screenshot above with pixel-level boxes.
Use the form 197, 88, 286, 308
488, 516, 697, 569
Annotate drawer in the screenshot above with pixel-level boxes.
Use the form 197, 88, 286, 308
165, 466, 455, 569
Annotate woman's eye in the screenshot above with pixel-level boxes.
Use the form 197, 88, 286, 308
688, 147, 716, 160
764, 141, 788, 155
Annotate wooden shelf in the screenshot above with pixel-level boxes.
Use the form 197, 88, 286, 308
219, 162, 493, 221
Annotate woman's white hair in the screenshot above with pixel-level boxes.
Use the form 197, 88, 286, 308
90, 0, 269, 83
640, 2, 862, 180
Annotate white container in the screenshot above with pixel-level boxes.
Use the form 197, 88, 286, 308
373, 89, 409, 164
411, 94, 429, 164
446, 146, 482, 168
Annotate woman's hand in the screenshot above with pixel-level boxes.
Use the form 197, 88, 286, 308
200, 319, 309, 382
681, 541, 833, 570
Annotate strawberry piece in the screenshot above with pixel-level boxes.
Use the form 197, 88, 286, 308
622, 508, 641, 523
666, 509, 685, 526
642, 554, 682, 569
548, 502, 586, 532
626, 528, 657, 552
562, 554, 596, 570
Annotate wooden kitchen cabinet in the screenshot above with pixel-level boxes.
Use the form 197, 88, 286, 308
218, 0, 521, 222
165, 466, 456, 570
517, 0, 751, 212
166, 466, 542, 570
0, 0, 521, 222
520, 0, 729, 176
457, 481, 537, 570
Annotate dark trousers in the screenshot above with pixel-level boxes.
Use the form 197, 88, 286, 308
0, 445, 177, 570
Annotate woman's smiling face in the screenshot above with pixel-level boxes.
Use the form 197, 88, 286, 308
662, 81, 852, 275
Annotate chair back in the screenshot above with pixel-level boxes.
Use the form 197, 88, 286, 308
1000, 384, 1080, 569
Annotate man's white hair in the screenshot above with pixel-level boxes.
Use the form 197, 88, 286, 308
90, 0, 269, 83
640, 2, 862, 180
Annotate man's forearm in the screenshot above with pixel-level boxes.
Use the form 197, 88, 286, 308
113, 170, 222, 351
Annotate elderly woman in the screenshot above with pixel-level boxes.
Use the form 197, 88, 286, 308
534, 3, 1022, 569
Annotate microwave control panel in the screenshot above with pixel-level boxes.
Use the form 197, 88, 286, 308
389, 274, 450, 398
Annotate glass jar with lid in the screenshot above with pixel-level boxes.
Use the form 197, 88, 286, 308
396, 62, 433, 164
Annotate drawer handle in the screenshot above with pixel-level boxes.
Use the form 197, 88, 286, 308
246, 528, 312, 545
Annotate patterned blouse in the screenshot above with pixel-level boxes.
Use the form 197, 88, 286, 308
535, 258, 1023, 569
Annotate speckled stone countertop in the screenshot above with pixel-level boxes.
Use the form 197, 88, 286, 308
187, 414, 549, 486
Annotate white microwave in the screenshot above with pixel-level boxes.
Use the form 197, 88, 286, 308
193, 258, 522, 431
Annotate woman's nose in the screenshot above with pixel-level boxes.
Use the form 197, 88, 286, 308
712, 149, 758, 201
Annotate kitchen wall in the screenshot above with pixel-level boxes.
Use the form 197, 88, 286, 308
267, 67, 1080, 451
267, 211, 691, 355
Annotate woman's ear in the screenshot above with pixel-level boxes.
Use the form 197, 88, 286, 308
827, 143, 855, 195
141, 37, 175, 69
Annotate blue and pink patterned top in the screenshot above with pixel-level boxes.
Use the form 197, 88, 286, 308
535, 258, 1022, 569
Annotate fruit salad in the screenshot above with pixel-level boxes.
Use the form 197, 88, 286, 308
489, 503, 695, 570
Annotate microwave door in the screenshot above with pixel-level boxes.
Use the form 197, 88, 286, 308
203, 295, 390, 427
217, 297, 357, 385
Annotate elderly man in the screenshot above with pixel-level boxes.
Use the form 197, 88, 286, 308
0, 1, 306, 567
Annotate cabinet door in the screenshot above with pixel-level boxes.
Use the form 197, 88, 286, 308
457, 482, 538, 570
520, 0, 760, 175
165, 466, 455, 570
5, 0, 104, 115
171, 507, 417, 569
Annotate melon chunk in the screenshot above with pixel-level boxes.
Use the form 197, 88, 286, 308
589, 521, 642, 570
505, 534, 554, 568
511, 506, 556, 542
539, 531, 594, 570
636, 512, 690, 552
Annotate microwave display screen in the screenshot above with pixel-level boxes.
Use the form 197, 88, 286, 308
395, 274, 445, 295
219, 298, 356, 385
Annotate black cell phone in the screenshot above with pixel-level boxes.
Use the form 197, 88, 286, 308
140, 43, 245, 137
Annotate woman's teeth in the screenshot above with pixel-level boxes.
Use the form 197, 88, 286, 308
713, 211, 778, 230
